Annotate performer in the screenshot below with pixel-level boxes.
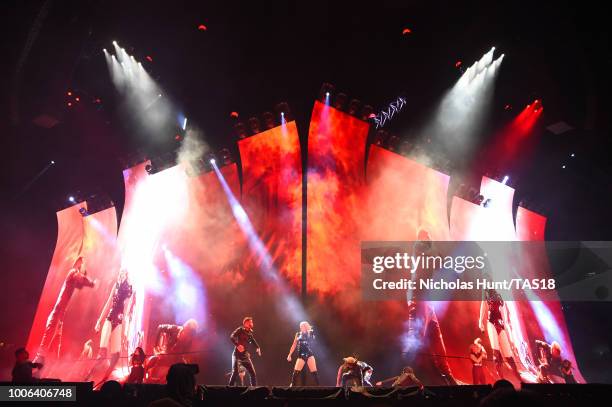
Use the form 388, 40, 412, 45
287, 321, 319, 386
404, 229, 458, 385
85, 268, 134, 384
12, 348, 43, 383
80, 339, 94, 360
225, 365, 248, 386
34, 256, 94, 363
146, 319, 198, 382
469, 338, 487, 384
336, 356, 372, 387
363, 364, 374, 387
560, 359, 577, 384
76, 339, 95, 379
375, 366, 424, 389
126, 347, 146, 384
479, 289, 520, 381
535, 339, 565, 382
228, 317, 261, 386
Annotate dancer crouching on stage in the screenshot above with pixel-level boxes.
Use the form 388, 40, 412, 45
287, 321, 319, 386
336, 356, 372, 387
228, 317, 261, 386
85, 268, 134, 385
146, 319, 198, 383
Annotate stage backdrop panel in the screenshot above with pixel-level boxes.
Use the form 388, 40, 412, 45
26, 203, 88, 356
26, 203, 119, 381
238, 120, 302, 288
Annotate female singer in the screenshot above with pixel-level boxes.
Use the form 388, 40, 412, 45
85, 268, 134, 384
287, 321, 319, 386
479, 289, 520, 380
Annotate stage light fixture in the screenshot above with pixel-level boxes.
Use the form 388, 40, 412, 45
502, 175, 509, 185
348, 99, 361, 116
220, 148, 233, 165
570, 153, 575, 157
262, 111, 275, 129
275, 101, 292, 121
210, 158, 215, 164
248, 117, 261, 134
319, 83, 335, 103
234, 122, 247, 139
373, 129, 388, 146
360, 105, 374, 121
50, 160, 55, 165
562, 164, 566, 169
333, 92, 348, 110
103, 48, 107, 53
68, 196, 76, 203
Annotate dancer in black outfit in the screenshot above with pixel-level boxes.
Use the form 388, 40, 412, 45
228, 317, 261, 386
287, 321, 319, 386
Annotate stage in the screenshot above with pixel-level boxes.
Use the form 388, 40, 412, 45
0, 382, 608, 406
3, 1, 610, 398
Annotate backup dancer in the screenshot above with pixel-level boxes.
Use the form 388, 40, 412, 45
228, 317, 261, 386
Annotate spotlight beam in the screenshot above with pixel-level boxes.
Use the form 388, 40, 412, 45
211, 160, 307, 323
416, 48, 504, 162
13, 160, 55, 200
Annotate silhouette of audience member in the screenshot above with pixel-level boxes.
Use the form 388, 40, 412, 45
480, 386, 542, 407
492, 378, 514, 391
149, 363, 198, 407
12, 348, 43, 382
99, 380, 124, 404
